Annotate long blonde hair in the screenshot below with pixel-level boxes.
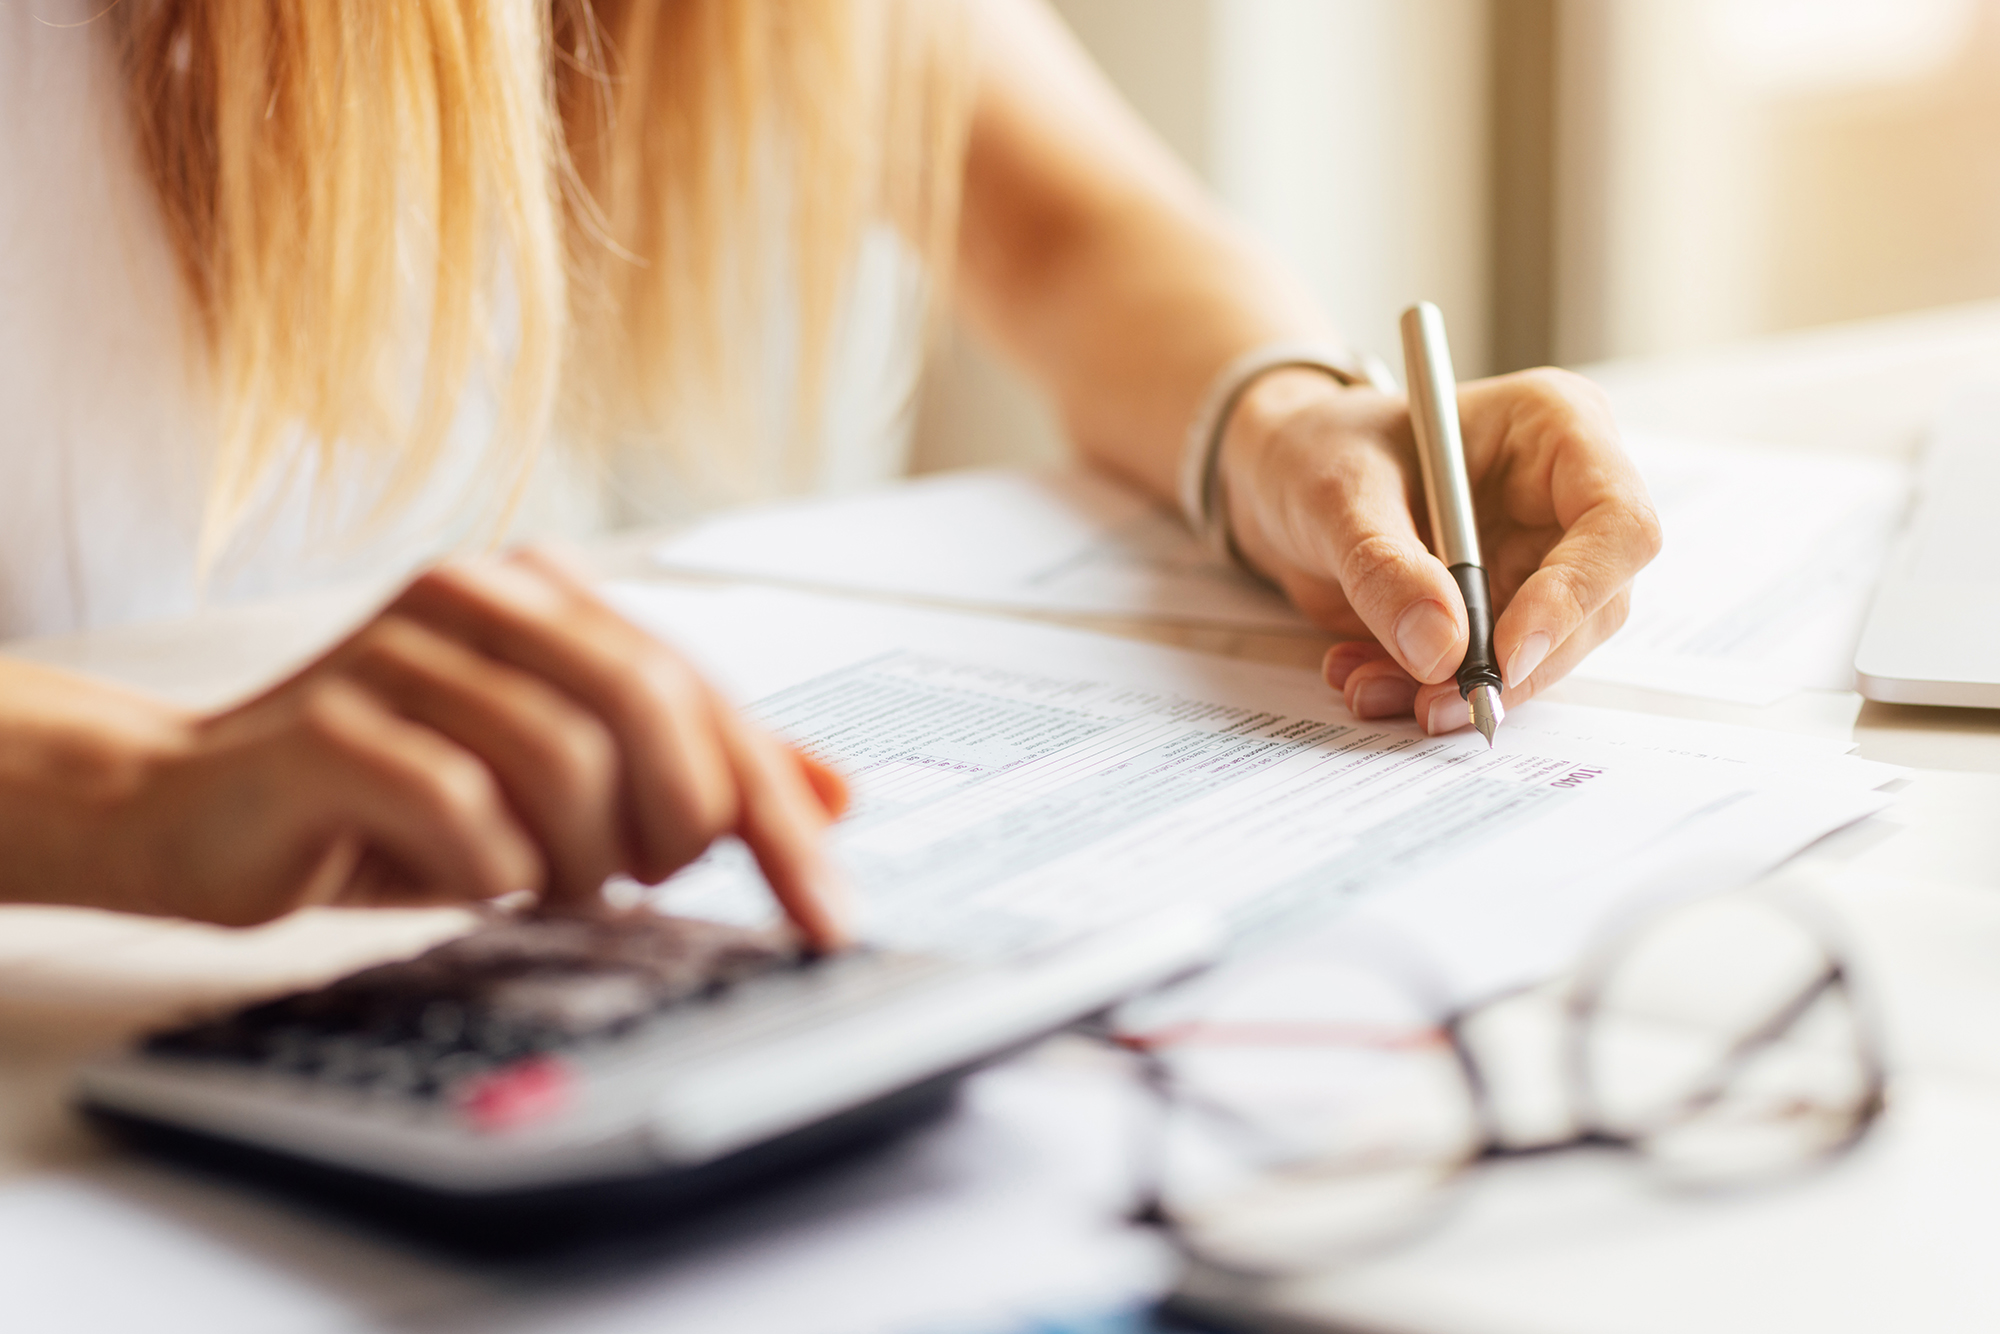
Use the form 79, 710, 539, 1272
113, 0, 970, 562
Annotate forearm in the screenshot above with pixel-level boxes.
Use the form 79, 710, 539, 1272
949, 2, 1655, 737
0, 659, 190, 911
955, 0, 1340, 501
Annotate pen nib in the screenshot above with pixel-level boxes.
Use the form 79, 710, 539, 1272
1467, 684, 1504, 748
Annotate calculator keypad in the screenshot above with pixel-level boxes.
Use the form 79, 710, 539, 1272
144, 912, 803, 1101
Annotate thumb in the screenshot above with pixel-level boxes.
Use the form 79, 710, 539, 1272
1317, 455, 1468, 684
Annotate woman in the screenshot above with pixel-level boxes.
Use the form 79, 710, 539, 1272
0, 0, 1659, 946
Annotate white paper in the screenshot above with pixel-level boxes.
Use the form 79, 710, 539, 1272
651, 467, 1312, 631
607, 584, 1898, 1000
1570, 433, 1912, 704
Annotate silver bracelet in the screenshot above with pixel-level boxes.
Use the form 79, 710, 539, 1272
1177, 341, 1399, 568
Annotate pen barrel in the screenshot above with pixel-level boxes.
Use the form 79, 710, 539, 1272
1399, 303, 1484, 569
1450, 563, 1503, 695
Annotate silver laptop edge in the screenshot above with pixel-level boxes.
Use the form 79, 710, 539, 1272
1856, 383, 2000, 708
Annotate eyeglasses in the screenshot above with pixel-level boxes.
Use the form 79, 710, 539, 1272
1102, 889, 1887, 1277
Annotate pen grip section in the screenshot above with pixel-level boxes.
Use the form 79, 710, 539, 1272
1449, 563, 1502, 696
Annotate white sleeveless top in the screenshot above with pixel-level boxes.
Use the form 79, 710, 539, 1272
0, 2, 922, 640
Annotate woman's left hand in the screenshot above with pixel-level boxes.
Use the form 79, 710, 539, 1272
1219, 365, 1663, 734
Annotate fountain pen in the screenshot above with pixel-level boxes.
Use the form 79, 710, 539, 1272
1399, 302, 1505, 746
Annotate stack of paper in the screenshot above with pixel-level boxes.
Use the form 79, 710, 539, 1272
0, 583, 1903, 1334
1569, 434, 1910, 704
652, 438, 1910, 706
652, 467, 1310, 630
609, 585, 1899, 1004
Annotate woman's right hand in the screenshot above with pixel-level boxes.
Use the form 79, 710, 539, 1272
10, 550, 852, 947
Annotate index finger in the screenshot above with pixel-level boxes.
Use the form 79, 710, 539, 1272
712, 702, 855, 953
1463, 372, 1662, 689
389, 550, 852, 944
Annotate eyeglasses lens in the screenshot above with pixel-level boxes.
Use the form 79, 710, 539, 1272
1146, 956, 1481, 1269
1575, 894, 1880, 1185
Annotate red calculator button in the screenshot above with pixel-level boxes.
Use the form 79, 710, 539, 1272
458, 1056, 573, 1134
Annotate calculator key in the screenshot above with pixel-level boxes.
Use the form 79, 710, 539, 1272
458, 1056, 573, 1134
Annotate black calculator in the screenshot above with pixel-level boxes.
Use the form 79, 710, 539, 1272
76, 908, 1212, 1253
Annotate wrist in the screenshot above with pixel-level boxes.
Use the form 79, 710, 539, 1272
84, 731, 201, 919
1179, 341, 1396, 579
1219, 367, 1385, 582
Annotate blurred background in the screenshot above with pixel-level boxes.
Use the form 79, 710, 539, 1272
913, 0, 2000, 471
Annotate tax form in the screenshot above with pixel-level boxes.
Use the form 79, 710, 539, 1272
608, 585, 1898, 999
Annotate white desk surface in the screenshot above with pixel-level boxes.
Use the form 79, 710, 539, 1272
5, 303, 2000, 1333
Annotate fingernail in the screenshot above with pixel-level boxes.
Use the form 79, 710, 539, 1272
1351, 676, 1413, 719
1426, 694, 1465, 736
1506, 632, 1552, 689
1394, 600, 1459, 681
